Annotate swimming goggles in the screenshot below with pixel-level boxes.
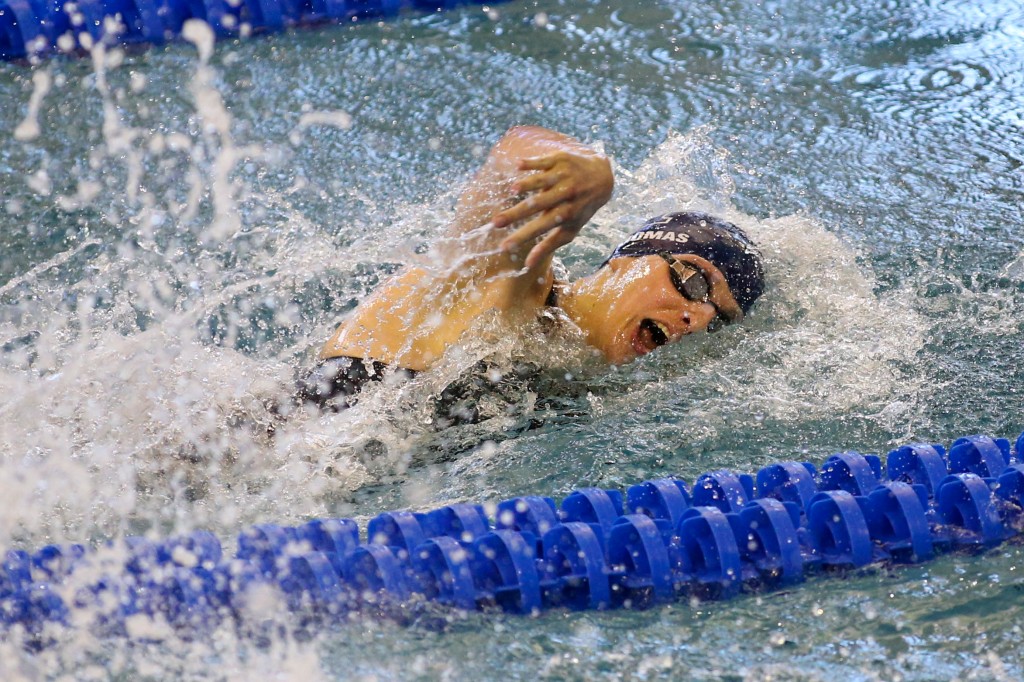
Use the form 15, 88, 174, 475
659, 252, 728, 333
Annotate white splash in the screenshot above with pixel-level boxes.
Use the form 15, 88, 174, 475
13, 69, 52, 142
296, 110, 354, 131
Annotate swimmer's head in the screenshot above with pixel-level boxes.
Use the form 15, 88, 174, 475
562, 211, 766, 364
604, 211, 765, 314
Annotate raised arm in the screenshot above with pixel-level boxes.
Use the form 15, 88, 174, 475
450, 126, 614, 270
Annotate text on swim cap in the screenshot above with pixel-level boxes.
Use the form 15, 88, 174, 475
627, 230, 691, 244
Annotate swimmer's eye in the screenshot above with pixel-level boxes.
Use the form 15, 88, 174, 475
641, 318, 669, 347
660, 252, 711, 303
659, 252, 732, 332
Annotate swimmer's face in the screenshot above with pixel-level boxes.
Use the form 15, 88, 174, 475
589, 254, 744, 364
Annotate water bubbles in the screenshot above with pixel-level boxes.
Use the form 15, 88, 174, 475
27, 169, 52, 196
57, 32, 76, 53
124, 69, 147, 93
67, 2, 83, 26
1001, 252, 1024, 280
12, 69, 51, 142
103, 16, 125, 44
55, 179, 102, 211
182, 20, 215, 64
296, 110, 354, 131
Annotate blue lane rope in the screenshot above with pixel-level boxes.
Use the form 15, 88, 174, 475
0, 0, 497, 60
2, 431, 1024, 643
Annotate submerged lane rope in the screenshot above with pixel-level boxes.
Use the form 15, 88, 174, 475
2, 432, 1024, 642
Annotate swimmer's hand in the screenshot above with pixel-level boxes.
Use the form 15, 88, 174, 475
492, 148, 613, 270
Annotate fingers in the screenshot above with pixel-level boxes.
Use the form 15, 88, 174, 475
524, 228, 575, 270
493, 183, 575, 228
499, 205, 573, 254
517, 154, 560, 172
512, 169, 563, 194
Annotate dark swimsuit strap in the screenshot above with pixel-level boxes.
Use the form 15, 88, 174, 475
545, 282, 559, 308
296, 356, 415, 410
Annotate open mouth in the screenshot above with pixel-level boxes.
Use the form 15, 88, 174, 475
639, 318, 670, 349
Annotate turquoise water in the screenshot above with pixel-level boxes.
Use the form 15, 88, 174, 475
1, 0, 1023, 678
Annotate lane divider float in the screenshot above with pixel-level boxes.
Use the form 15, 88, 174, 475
2, 432, 1023, 644
0, 0, 498, 61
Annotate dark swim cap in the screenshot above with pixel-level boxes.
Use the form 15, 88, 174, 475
605, 211, 766, 313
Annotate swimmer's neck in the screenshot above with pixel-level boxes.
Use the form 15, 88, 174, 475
553, 268, 618, 346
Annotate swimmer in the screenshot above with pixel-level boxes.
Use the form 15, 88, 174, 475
298, 126, 765, 410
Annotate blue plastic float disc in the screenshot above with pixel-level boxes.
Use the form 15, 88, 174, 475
422, 504, 490, 544
70, 0, 116, 44
161, 530, 223, 568
995, 464, 1024, 508
755, 461, 818, 510
3, 550, 33, 593
819, 452, 882, 497
342, 544, 412, 601
280, 552, 345, 614
151, 0, 209, 38
121, 536, 163, 575
367, 511, 427, 561
409, 536, 477, 610
560, 487, 623, 537
242, 0, 283, 29
97, 0, 164, 42
673, 506, 742, 596
237, 525, 297, 576
886, 443, 948, 495
692, 470, 754, 513
626, 479, 691, 528
495, 496, 559, 537
607, 514, 674, 606
297, 518, 360, 557
948, 435, 1012, 479
30, 544, 85, 581
22, 582, 68, 630
0, 0, 45, 60
31, 0, 71, 47
471, 530, 541, 614
199, 0, 242, 34
730, 499, 803, 584
541, 522, 611, 610
861, 482, 933, 562
277, 0, 327, 24
333, 0, 402, 21
161, 565, 228, 631
935, 473, 1008, 546
806, 490, 874, 568
222, 557, 273, 613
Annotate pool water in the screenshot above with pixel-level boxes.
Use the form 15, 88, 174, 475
1, 0, 1023, 678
